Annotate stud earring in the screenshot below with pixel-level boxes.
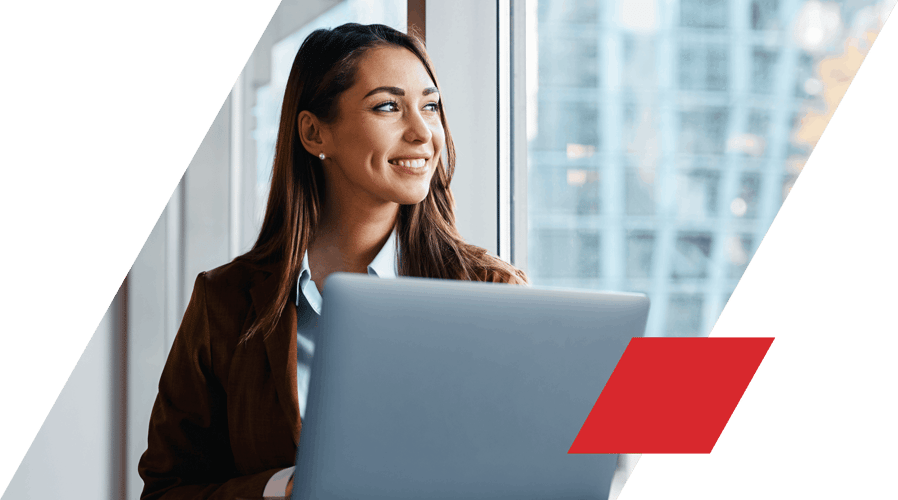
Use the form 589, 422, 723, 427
319, 153, 326, 160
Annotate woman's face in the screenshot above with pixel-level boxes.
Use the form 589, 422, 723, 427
319, 46, 445, 207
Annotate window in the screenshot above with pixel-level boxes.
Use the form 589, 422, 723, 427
531, 229, 600, 280
533, 100, 599, 151
794, 52, 819, 99
531, 167, 600, 216
744, 108, 771, 157
626, 166, 656, 216
622, 35, 657, 90
538, 0, 599, 24
679, 43, 729, 92
680, 0, 728, 29
782, 173, 799, 203
747, 109, 770, 136
788, 110, 815, 156
538, 33, 599, 88
750, 0, 780, 31
621, 99, 660, 152
678, 107, 730, 155
727, 234, 754, 278
677, 170, 720, 218
627, 231, 655, 279
521, 0, 881, 339
734, 172, 761, 218
751, 48, 779, 94
572, 169, 602, 215
666, 294, 705, 337
672, 232, 713, 280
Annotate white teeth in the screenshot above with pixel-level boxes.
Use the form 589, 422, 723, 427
391, 158, 426, 168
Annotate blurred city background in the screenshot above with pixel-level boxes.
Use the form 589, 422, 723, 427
525, 0, 892, 337
523, 2, 890, 493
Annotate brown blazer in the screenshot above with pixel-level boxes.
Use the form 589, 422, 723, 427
139, 260, 300, 499
138, 256, 526, 499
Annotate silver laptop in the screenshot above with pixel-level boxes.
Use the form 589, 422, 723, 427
293, 274, 649, 500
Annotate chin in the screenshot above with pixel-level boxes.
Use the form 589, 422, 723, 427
393, 186, 431, 205
397, 193, 430, 206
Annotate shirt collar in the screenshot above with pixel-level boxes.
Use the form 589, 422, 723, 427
366, 228, 399, 278
296, 228, 399, 311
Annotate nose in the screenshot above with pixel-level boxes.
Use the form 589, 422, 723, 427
403, 108, 433, 144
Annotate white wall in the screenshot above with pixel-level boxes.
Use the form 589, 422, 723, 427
3, 299, 116, 500
427, 0, 500, 255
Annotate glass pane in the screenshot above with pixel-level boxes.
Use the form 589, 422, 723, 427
534, 99, 600, 150
680, 0, 729, 29
538, 0, 599, 24
626, 231, 655, 279
525, 0, 891, 337
671, 232, 713, 280
666, 294, 704, 337
539, 33, 599, 88
676, 170, 720, 218
532, 167, 601, 215
531, 229, 600, 280
678, 43, 729, 92
727, 234, 754, 278
733, 172, 761, 218
750, 0, 780, 30
626, 167, 655, 216
751, 48, 780, 94
678, 107, 730, 155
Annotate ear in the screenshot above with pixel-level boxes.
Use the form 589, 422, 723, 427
297, 110, 329, 156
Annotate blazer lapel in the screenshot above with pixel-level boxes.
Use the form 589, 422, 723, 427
249, 271, 301, 446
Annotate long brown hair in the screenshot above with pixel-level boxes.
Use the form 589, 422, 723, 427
239, 23, 527, 341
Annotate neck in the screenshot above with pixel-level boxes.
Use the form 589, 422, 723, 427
310, 195, 399, 275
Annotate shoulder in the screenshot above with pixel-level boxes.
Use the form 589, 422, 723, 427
188, 258, 277, 334
200, 257, 272, 295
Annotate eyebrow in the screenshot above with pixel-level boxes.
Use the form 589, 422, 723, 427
363, 86, 440, 98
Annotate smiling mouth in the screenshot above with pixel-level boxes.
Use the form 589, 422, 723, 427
388, 158, 427, 169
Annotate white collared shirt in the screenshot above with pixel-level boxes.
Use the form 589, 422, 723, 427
294, 228, 399, 418
264, 229, 400, 499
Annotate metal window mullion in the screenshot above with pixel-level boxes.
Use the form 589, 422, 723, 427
498, 0, 512, 262
509, 0, 531, 270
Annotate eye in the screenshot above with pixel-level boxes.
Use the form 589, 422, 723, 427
423, 102, 440, 113
373, 101, 400, 112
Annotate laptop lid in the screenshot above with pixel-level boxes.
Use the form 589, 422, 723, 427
294, 274, 649, 500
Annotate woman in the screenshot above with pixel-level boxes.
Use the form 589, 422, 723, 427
138, 23, 527, 499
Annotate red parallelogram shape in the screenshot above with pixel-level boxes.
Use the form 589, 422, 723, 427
568, 337, 774, 454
